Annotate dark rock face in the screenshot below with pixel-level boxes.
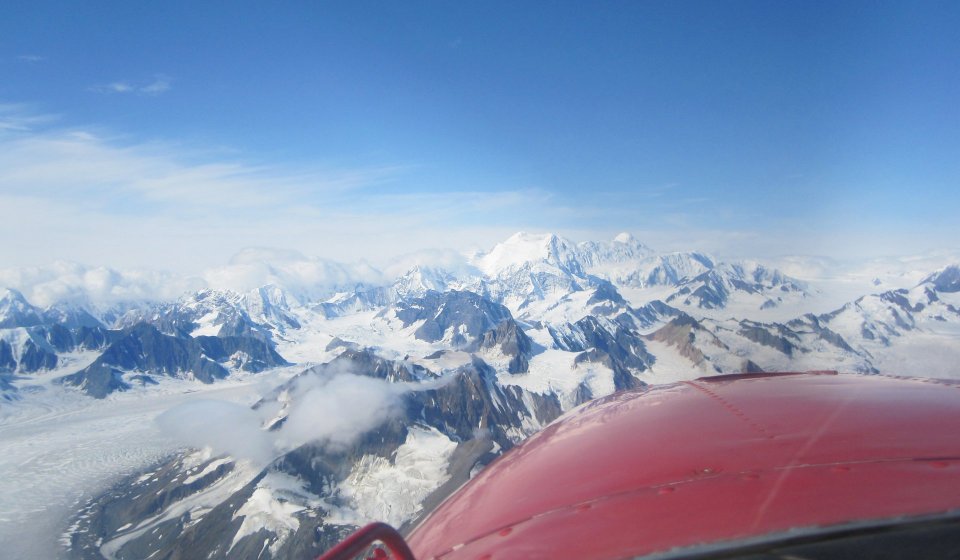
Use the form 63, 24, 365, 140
478, 320, 533, 374
393, 290, 514, 346
586, 280, 626, 307
99, 323, 229, 380
389, 290, 535, 373
0, 340, 15, 371
55, 320, 290, 397
18, 337, 60, 371
59, 363, 131, 398
315, 287, 392, 318
0, 290, 113, 375
924, 265, 960, 293
568, 316, 653, 391
667, 270, 732, 309
412, 357, 548, 443
738, 322, 799, 357
645, 314, 721, 368
787, 314, 856, 353
305, 347, 432, 383
545, 315, 654, 390
624, 299, 681, 330
741, 359, 765, 373
0, 289, 45, 328
68, 454, 246, 560
325, 337, 358, 352
70, 352, 559, 560
58, 323, 227, 397
196, 336, 290, 373
0, 324, 112, 374
42, 306, 104, 329
665, 264, 806, 310
117, 289, 282, 343
880, 289, 925, 314
0, 373, 17, 400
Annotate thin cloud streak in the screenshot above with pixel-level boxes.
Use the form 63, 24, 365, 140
0, 105, 953, 277
0, 110, 545, 270
89, 74, 172, 95
0, 103, 59, 132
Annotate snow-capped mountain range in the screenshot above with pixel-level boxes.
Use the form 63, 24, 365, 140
2, 232, 960, 560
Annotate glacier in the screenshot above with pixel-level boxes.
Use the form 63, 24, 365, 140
1, 232, 959, 559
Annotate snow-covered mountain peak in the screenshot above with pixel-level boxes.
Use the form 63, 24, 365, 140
392, 265, 466, 298
252, 284, 295, 307
0, 288, 44, 328
1, 288, 31, 307
473, 232, 581, 277
721, 260, 806, 290
574, 234, 655, 270
921, 264, 960, 293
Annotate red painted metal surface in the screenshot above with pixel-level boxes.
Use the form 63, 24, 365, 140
316, 522, 417, 560
406, 372, 960, 559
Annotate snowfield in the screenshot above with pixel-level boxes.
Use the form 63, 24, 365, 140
0, 368, 299, 559
1, 233, 959, 559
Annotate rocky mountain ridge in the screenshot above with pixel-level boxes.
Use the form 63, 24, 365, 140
2, 234, 959, 559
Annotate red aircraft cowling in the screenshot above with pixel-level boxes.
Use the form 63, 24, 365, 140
402, 371, 960, 559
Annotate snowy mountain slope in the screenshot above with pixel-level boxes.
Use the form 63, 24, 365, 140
664, 261, 809, 312
116, 289, 281, 342
0, 288, 45, 328
58, 323, 289, 398
81, 258, 960, 559
621, 265, 960, 379
460, 232, 809, 324
2, 233, 959, 560
0, 294, 113, 394
0, 367, 295, 560
69, 351, 561, 560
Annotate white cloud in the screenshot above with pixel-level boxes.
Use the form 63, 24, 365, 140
1, 104, 952, 296
89, 75, 172, 95
89, 82, 134, 94
0, 109, 546, 272
202, 248, 385, 302
140, 75, 171, 95
381, 248, 479, 279
156, 370, 441, 466
16, 55, 45, 63
0, 261, 205, 308
0, 103, 58, 132
276, 372, 405, 453
157, 399, 276, 467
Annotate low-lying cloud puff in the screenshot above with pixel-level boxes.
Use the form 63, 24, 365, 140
156, 399, 275, 467
0, 261, 205, 308
382, 248, 482, 281
277, 373, 405, 452
203, 248, 386, 304
156, 370, 441, 466
0, 248, 386, 309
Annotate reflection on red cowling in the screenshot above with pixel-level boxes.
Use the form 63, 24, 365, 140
403, 372, 960, 559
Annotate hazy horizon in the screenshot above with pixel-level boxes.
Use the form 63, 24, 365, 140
3, 2, 959, 273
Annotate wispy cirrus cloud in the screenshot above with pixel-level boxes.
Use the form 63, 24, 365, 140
0, 103, 58, 132
5, 102, 938, 282
89, 74, 172, 95
140, 75, 171, 94
0, 104, 538, 271
16, 54, 45, 63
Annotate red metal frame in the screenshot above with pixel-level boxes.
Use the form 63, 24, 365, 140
314, 522, 417, 560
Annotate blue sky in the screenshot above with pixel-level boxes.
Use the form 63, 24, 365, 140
1, 1, 958, 270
